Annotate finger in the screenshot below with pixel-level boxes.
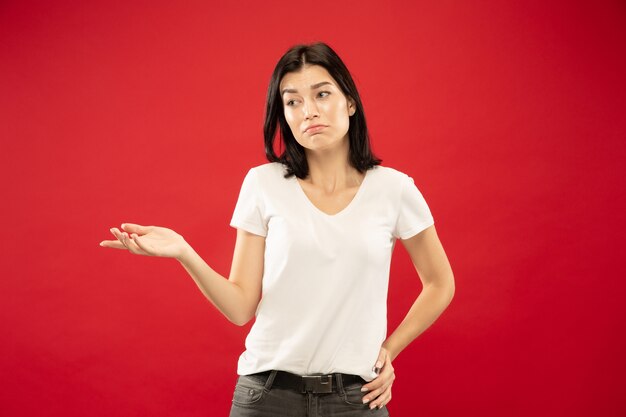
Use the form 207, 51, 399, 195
131, 233, 156, 256
362, 376, 383, 393
366, 379, 393, 408
109, 228, 129, 249
362, 366, 394, 398
120, 231, 131, 250
99, 240, 126, 249
121, 223, 151, 235
121, 232, 148, 255
363, 351, 389, 392
114, 230, 133, 252
363, 380, 391, 405
361, 376, 382, 393
371, 388, 392, 410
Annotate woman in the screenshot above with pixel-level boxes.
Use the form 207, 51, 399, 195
100, 42, 455, 416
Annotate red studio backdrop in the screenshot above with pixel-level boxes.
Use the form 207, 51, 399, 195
1, 1, 625, 416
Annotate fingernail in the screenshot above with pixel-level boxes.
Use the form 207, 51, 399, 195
362, 398, 369, 404
361, 386, 369, 392
376, 361, 383, 368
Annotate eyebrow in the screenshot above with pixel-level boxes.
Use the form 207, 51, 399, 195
281, 81, 333, 96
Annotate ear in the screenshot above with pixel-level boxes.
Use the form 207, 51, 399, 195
348, 97, 356, 116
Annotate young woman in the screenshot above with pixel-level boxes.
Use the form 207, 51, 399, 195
100, 42, 455, 416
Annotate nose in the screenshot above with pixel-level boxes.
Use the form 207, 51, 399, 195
302, 98, 320, 120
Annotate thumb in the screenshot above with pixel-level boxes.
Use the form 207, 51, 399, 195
121, 223, 151, 235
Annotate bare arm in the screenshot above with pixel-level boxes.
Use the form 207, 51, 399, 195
100, 224, 265, 326
177, 228, 265, 326
360, 224, 455, 409
382, 224, 455, 361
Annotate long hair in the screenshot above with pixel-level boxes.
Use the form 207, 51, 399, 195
264, 42, 381, 178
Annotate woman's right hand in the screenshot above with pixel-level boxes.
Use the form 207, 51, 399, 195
100, 223, 190, 260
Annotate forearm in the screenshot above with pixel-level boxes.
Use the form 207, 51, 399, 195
382, 280, 455, 361
176, 246, 247, 325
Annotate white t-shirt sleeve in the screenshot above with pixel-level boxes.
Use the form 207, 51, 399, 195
230, 168, 268, 237
393, 175, 435, 239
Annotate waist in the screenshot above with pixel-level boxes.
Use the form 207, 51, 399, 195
247, 370, 365, 394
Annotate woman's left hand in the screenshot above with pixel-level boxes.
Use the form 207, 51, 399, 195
361, 346, 395, 409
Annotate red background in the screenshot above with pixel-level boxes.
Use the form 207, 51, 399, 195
1, 1, 625, 416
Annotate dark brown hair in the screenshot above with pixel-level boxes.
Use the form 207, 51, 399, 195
264, 42, 381, 178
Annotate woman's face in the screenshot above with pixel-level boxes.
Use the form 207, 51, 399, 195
280, 65, 355, 154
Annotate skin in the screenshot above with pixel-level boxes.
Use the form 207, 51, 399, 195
101, 64, 455, 410
280, 65, 364, 210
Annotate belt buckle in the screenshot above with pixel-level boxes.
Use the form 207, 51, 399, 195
302, 374, 333, 393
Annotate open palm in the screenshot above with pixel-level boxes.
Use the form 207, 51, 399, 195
100, 223, 189, 259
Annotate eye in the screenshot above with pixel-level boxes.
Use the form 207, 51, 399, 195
318, 91, 330, 98
285, 99, 297, 107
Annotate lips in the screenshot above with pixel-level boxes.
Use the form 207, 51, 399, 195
304, 124, 328, 134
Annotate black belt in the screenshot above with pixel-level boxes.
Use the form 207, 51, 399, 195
253, 370, 365, 394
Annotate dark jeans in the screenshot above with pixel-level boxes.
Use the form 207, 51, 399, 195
229, 370, 390, 417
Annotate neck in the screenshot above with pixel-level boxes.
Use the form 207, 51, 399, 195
303, 138, 362, 192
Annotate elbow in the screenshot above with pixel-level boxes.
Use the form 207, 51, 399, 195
229, 312, 255, 327
447, 273, 455, 302
231, 319, 248, 327
226, 285, 259, 326
424, 273, 455, 305
431, 272, 455, 304
230, 317, 248, 327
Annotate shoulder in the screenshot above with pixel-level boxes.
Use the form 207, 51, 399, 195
243, 162, 290, 188
370, 165, 409, 177
248, 162, 287, 176
367, 165, 411, 185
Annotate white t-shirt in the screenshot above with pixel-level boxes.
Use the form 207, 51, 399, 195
229, 162, 434, 382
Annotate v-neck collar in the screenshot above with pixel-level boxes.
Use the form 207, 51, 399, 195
292, 168, 373, 218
